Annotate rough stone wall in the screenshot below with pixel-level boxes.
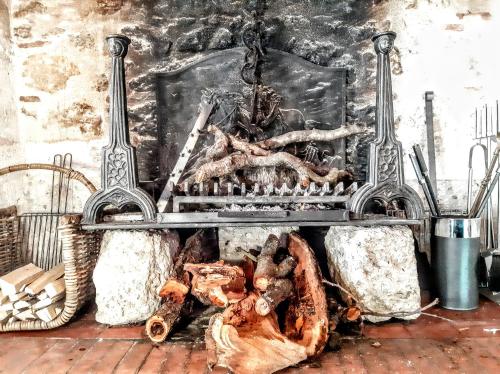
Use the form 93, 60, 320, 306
0, 0, 498, 212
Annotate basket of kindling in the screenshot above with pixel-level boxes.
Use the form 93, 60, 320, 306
0, 162, 102, 331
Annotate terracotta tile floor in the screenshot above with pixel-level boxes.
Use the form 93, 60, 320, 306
0, 298, 499, 373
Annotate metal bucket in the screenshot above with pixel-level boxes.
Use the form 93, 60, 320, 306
431, 217, 481, 310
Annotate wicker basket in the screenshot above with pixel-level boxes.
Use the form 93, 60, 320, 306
0, 164, 102, 331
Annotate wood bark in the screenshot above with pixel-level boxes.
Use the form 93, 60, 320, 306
184, 261, 247, 307
255, 278, 294, 316
183, 125, 358, 186
206, 292, 308, 374
186, 152, 350, 186
284, 233, 329, 357
253, 234, 296, 292
206, 233, 328, 373
145, 229, 217, 344
256, 124, 366, 150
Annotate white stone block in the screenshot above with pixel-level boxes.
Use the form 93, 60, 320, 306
325, 225, 420, 323
218, 226, 298, 263
93, 230, 180, 325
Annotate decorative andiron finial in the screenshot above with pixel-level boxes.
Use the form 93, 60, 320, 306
106, 34, 130, 57
349, 31, 424, 219
82, 35, 157, 224
372, 31, 396, 55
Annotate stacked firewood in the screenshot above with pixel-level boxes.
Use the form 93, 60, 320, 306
146, 230, 363, 374
0, 263, 65, 323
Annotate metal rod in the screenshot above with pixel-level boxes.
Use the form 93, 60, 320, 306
476, 167, 500, 218
410, 154, 438, 216
424, 91, 437, 193
412, 144, 440, 216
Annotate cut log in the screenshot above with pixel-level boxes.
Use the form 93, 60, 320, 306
206, 233, 328, 373
158, 229, 217, 303
145, 229, 218, 344
184, 261, 247, 307
255, 278, 293, 316
284, 233, 329, 357
0, 310, 11, 323
253, 234, 296, 292
145, 302, 185, 344
35, 301, 64, 323
0, 291, 8, 304
25, 263, 64, 295
14, 309, 36, 321
32, 294, 64, 310
158, 279, 189, 303
44, 278, 65, 298
0, 263, 44, 295
206, 292, 308, 374
0, 302, 14, 312
8, 291, 28, 302
253, 234, 280, 291
13, 299, 32, 310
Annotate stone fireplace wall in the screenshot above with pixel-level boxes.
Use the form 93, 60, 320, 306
0, 0, 499, 213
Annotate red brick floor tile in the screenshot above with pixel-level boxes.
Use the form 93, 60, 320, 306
114, 341, 154, 373
99, 324, 146, 340
395, 338, 434, 373
414, 339, 458, 371
23, 339, 95, 374
0, 338, 56, 374
336, 340, 368, 373
363, 322, 412, 339
318, 351, 344, 373
138, 344, 172, 373
357, 340, 391, 374
158, 343, 192, 373
404, 320, 460, 340
186, 347, 208, 374
96, 340, 135, 373
67, 340, 118, 373
456, 338, 500, 372
374, 340, 414, 373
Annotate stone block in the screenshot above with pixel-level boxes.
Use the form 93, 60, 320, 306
218, 226, 298, 263
325, 225, 420, 323
93, 229, 180, 325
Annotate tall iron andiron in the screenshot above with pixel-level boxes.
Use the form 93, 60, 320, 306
350, 32, 424, 219
83, 35, 157, 224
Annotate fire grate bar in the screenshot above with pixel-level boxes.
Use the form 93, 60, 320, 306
172, 195, 349, 213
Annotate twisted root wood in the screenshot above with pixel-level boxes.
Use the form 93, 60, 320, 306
256, 124, 366, 150
186, 152, 350, 186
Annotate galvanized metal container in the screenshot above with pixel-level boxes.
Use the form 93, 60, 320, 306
431, 217, 481, 310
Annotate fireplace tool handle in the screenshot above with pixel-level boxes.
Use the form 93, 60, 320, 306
469, 137, 500, 218
409, 154, 438, 217
412, 144, 440, 216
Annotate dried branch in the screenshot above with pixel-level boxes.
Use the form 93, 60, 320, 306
256, 124, 367, 150
323, 279, 443, 322
322, 279, 359, 304
185, 152, 350, 186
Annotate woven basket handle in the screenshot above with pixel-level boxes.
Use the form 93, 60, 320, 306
0, 163, 97, 193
